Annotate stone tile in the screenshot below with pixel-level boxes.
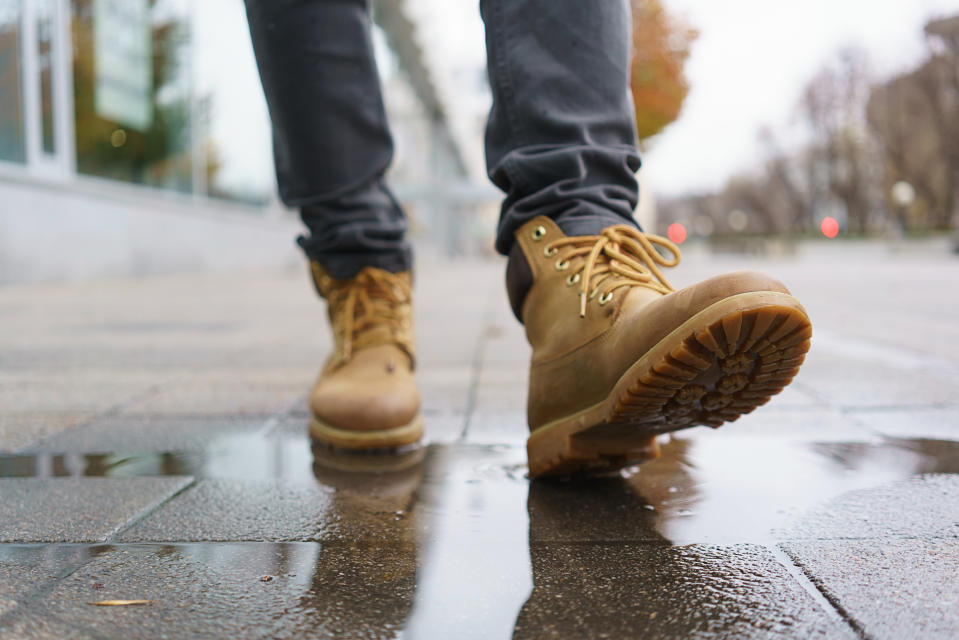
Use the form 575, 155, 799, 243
784, 474, 959, 540
849, 407, 959, 441
464, 410, 528, 445
418, 366, 473, 413
116, 468, 423, 543
25, 415, 271, 454
0, 477, 193, 543
527, 476, 663, 543
474, 364, 528, 412
795, 352, 959, 408
693, 408, 872, 441
0, 609, 98, 639
119, 381, 301, 416
25, 542, 417, 640
783, 539, 959, 640
0, 373, 156, 413
763, 381, 828, 408
0, 545, 93, 612
421, 410, 467, 443
480, 328, 531, 367
513, 544, 855, 639
473, 384, 527, 411
0, 412, 95, 453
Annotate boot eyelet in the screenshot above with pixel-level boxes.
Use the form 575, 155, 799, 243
598, 291, 614, 306
531, 226, 547, 241
555, 260, 570, 271
543, 246, 558, 257
565, 273, 580, 286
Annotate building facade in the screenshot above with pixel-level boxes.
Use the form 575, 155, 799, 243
0, 0, 489, 283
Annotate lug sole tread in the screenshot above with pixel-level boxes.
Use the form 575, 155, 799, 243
527, 295, 811, 477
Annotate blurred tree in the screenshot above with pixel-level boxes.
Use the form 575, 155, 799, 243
758, 128, 816, 232
922, 16, 959, 228
660, 13, 959, 238
630, 0, 697, 142
801, 48, 881, 234
867, 15, 959, 230
71, 0, 218, 194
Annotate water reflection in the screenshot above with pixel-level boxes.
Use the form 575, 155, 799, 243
624, 434, 959, 544
1, 430, 957, 637
292, 446, 425, 639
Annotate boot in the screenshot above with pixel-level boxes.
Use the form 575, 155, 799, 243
510, 217, 812, 477
307, 262, 422, 449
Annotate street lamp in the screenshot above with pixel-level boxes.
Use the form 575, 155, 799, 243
890, 180, 915, 235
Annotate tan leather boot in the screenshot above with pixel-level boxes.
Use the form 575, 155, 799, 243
513, 216, 812, 477
308, 262, 422, 450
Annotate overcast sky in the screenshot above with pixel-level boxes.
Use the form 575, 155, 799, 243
644, 0, 959, 197
201, 0, 958, 202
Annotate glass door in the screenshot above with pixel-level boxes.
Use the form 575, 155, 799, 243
15, 0, 74, 177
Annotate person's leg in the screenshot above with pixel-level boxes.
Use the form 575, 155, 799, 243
245, 0, 411, 278
481, 0, 642, 258
482, 0, 812, 477
245, 0, 422, 449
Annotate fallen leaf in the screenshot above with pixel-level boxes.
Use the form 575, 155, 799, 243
88, 600, 152, 606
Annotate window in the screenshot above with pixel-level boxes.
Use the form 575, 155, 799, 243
71, 0, 193, 192
0, 0, 26, 163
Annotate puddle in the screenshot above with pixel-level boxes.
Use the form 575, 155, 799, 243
623, 434, 959, 544
1, 431, 958, 545
2, 430, 957, 637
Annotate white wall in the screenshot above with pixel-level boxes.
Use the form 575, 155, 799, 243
0, 174, 303, 284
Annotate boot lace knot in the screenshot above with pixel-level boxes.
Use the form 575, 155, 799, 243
543, 225, 681, 317
314, 265, 414, 365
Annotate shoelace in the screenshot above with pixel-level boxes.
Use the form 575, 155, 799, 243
326, 268, 413, 363
543, 225, 681, 317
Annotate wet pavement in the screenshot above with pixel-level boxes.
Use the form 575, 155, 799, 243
1, 244, 958, 638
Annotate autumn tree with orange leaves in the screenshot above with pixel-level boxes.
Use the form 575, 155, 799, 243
630, 0, 697, 142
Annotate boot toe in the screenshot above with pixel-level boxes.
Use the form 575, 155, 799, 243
309, 346, 420, 432
311, 380, 420, 432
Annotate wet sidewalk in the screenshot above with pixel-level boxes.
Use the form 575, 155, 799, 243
1, 244, 958, 638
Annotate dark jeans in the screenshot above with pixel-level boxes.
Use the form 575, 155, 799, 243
245, 0, 641, 278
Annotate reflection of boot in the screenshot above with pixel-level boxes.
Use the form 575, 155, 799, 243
295, 447, 425, 637
510, 217, 812, 476
308, 262, 422, 450
514, 478, 669, 639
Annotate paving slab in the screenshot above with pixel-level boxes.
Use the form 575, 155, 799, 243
0, 374, 156, 414
849, 407, 959, 441
0, 477, 193, 543
512, 543, 854, 639
464, 409, 528, 444
21, 542, 417, 640
0, 412, 94, 454
0, 609, 98, 640
784, 473, 959, 540
119, 381, 302, 416
417, 366, 474, 413
0, 546, 93, 618
25, 415, 272, 454
782, 539, 959, 640
795, 351, 959, 408
690, 408, 872, 441
115, 471, 421, 543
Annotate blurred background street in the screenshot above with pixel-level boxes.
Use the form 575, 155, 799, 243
1, 243, 958, 638
1, 0, 958, 637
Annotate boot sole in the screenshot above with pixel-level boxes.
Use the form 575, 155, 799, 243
527, 291, 812, 477
309, 413, 424, 450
